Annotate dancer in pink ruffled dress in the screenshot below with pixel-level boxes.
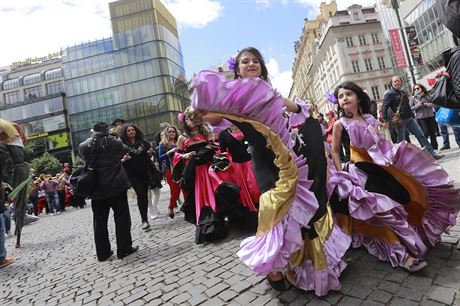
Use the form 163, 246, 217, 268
190, 47, 351, 295
328, 81, 460, 272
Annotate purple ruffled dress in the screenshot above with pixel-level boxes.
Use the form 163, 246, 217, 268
191, 70, 351, 296
328, 114, 460, 267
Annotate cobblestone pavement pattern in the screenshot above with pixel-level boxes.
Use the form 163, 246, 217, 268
1, 139, 460, 305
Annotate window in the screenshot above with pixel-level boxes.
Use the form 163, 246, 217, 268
46, 81, 63, 95
364, 58, 373, 71
4, 91, 20, 104
24, 86, 42, 100
371, 86, 381, 100
351, 60, 360, 73
346, 36, 354, 47
353, 12, 359, 20
377, 57, 386, 69
23, 73, 42, 85
372, 33, 380, 44
3, 79, 19, 90
358, 35, 367, 45
44, 68, 62, 80
384, 84, 392, 91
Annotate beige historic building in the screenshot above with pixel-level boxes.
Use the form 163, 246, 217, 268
292, 2, 396, 113
292, 1, 337, 105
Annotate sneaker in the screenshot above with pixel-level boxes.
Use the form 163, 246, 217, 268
141, 222, 150, 230
0, 257, 15, 269
150, 214, 158, 220
432, 153, 444, 160
440, 145, 450, 151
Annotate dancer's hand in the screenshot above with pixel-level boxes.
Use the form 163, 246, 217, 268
187, 107, 207, 127
182, 151, 196, 159
121, 153, 132, 162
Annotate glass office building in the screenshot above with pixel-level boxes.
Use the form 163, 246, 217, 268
63, 0, 189, 146
0, 58, 72, 161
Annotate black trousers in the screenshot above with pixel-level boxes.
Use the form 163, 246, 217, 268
129, 174, 149, 223
417, 117, 438, 150
91, 192, 132, 260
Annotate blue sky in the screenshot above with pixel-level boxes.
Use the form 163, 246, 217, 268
0, 0, 375, 95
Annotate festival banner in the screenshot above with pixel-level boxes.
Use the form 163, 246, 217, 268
388, 29, 408, 69
405, 26, 424, 65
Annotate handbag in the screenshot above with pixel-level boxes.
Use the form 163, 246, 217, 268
435, 107, 460, 127
390, 94, 404, 126
430, 72, 460, 110
70, 138, 101, 197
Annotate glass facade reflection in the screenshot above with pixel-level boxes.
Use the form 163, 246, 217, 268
64, 0, 189, 147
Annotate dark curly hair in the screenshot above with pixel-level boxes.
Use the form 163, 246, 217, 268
234, 47, 269, 82
334, 82, 371, 118
120, 123, 145, 143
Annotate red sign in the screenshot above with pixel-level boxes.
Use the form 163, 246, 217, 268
389, 29, 408, 69
405, 26, 423, 66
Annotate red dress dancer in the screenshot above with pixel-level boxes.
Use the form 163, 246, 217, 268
214, 126, 260, 228
173, 130, 228, 244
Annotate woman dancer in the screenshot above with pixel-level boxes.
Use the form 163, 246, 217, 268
217, 125, 259, 228
120, 124, 155, 231
328, 81, 459, 271
173, 109, 228, 244
190, 47, 350, 295
157, 125, 181, 219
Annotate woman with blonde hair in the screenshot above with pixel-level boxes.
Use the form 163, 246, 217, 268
157, 125, 181, 218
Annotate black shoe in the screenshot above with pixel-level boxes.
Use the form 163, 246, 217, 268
267, 275, 287, 291
118, 246, 139, 259
440, 145, 450, 151
98, 250, 113, 262
168, 209, 175, 219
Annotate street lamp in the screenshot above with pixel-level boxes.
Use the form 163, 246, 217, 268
382, 0, 417, 85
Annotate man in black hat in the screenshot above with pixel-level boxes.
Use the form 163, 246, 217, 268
110, 118, 125, 137
79, 122, 138, 261
111, 118, 126, 127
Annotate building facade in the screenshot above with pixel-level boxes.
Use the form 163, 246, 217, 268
402, 0, 456, 87
376, 0, 456, 88
293, 3, 396, 113
292, 1, 337, 104
64, 0, 189, 147
0, 57, 72, 161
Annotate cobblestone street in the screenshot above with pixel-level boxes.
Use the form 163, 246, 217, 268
1, 144, 460, 305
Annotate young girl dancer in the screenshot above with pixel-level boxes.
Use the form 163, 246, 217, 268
190, 47, 351, 295
328, 81, 459, 271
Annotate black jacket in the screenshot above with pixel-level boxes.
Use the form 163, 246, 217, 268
79, 132, 131, 200
443, 45, 460, 99
382, 87, 413, 121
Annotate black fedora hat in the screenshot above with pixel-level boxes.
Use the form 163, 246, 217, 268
111, 118, 126, 126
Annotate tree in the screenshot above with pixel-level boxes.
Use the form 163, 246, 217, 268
73, 156, 85, 168
31, 152, 62, 176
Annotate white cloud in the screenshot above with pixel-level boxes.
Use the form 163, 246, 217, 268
255, 0, 288, 9
0, 0, 111, 67
266, 58, 292, 97
294, 0, 376, 15
162, 0, 224, 29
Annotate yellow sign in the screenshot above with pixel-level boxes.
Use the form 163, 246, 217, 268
48, 132, 69, 149
27, 132, 48, 140
11, 51, 63, 68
